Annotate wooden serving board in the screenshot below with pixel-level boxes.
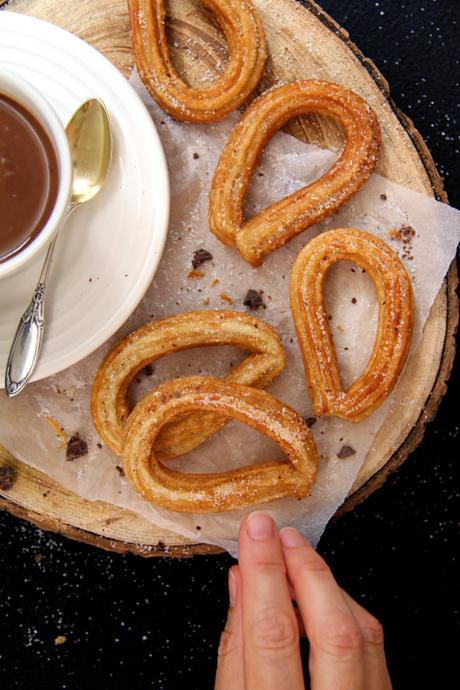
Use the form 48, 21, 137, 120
0, 0, 457, 557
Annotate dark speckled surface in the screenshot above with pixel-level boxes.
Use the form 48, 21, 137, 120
0, 1, 459, 688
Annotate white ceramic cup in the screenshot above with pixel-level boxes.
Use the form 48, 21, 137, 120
0, 68, 72, 279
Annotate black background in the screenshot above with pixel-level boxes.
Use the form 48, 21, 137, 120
0, 1, 459, 688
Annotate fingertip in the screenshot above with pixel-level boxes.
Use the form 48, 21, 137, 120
246, 511, 276, 541
279, 526, 311, 549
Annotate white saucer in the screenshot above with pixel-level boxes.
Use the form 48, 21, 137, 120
0, 12, 170, 385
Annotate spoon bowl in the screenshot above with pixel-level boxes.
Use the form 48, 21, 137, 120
67, 99, 112, 206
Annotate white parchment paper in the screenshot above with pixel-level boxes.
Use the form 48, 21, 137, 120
1, 74, 459, 555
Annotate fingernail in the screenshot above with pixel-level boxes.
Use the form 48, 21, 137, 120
246, 511, 275, 541
228, 569, 237, 607
280, 527, 307, 548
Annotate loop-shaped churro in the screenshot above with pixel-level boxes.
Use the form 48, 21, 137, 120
91, 311, 285, 459
290, 228, 413, 422
209, 80, 381, 265
122, 376, 319, 512
128, 0, 266, 123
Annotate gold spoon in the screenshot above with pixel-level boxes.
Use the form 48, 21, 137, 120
5, 98, 112, 396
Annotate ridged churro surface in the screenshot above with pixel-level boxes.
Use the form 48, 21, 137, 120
122, 376, 319, 512
209, 81, 381, 265
290, 228, 413, 422
128, 0, 266, 122
91, 311, 285, 459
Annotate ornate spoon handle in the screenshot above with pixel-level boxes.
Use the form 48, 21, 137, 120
4, 235, 58, 397
4, 194, 80, 396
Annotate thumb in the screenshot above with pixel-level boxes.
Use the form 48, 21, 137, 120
214, 566, 245, 690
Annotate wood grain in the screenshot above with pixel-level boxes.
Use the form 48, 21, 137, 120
1, 0, 457, 556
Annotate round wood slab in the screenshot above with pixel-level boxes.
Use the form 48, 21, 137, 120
0, 0, 457, 557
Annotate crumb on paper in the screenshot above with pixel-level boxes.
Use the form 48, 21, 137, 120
54, 635, 67, 646
66, 434, 88, 462
337, 445, 356, 459
115, 465, 125, 477
243, 289, 265, 310
380, 193, 387, 201
336, 324, 345, 333
187, 269, 205, 279
389, 224, 416, 243
211, 278, 220, 287
389, 224, 416, 261
192, 248, 213, 269
202, 297, 210, 305
220, 292, 234, 304
46, 416, 69, 448
0, 466, 15, 491
304, 417, 317, 428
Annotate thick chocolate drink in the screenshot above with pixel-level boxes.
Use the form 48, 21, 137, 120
0, 92, 59, 263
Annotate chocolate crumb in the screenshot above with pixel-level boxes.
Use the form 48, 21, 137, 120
351, 297, 357, 304
157, 541, 166, 549
115, 465, 125, 477
196, 525, 202, 531
257, 171, 264, 177
65, 434, 88, 461
0, 466, 15, 491
305, 417, 317, 428
144, 364, 154, 377
193, 152, 199, 159
97, 442, 103, 449
192, 248, 213, 269
337, 445, 356, 459
380, 193, 387, 201
243, 289, 264, 310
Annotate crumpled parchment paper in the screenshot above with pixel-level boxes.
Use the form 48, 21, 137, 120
1, 73, 459, 555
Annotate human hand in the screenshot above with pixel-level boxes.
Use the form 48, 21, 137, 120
215, 512, 392, 690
